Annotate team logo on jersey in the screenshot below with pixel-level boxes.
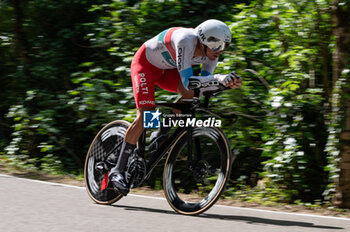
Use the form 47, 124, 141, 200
178, 47, 184, 70
136, 73, 148, 95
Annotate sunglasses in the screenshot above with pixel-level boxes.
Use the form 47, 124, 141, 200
206, 36, 230, 52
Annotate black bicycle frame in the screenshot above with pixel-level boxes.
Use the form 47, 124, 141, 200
143, 126, 187, 179
139, 100, 197, 180
131, 85, 234, 183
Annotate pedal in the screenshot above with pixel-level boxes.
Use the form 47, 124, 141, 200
104, 159, 116, 170
95, 161, 108, 174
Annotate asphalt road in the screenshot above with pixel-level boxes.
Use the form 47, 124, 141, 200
1, 174, 349, 232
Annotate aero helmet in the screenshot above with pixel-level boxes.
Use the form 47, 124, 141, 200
195, 19, 231, 52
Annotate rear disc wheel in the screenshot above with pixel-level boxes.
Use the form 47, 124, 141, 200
84, 120, 130, 205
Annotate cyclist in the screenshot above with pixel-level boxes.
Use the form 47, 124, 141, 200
108, 19, 242, 196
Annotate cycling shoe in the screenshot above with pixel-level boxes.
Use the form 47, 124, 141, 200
110, 173, 129, 196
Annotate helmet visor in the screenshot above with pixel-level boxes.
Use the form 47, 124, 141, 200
206, 40, 230, 52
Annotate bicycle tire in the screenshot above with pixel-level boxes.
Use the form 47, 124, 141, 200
84, 120, 130, 205
163, 126, 232, 215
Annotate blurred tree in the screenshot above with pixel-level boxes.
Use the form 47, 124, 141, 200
331, 0, 350, 209
1, 0, 113, 172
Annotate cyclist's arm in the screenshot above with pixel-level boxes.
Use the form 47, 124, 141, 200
176, 52, 219, 89
174, 33, 218, 90
179, 66, 219, 90
175, 37, 196, 90
175, 36, 236, 90
200, 58, 218, 77
189, 72, 241, 91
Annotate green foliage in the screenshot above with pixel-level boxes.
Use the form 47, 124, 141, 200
213, 0, 333, 202
1, 0, 110, 173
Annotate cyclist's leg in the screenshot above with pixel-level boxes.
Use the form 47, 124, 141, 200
125, 44, 160, 144
109, 106, 155, 196
155, 68, 194, 114
155, 68, 194, 101
155, 68, 181, 93
150, 69, 186, 141
148, 69, 194, 148
109, 44, 161, 195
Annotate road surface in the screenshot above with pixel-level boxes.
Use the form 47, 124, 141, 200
0, 174, 349, 232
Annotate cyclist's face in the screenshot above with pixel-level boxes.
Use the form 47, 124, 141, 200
206, 47, 223, 61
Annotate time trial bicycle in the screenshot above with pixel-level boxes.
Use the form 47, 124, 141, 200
84, 81, 237, 215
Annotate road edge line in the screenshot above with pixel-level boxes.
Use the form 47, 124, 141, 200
1, 173, 349, 221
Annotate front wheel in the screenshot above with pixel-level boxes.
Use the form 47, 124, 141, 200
163, 127, 233, 215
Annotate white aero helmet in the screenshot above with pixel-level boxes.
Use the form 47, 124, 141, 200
195, 19, 232, 52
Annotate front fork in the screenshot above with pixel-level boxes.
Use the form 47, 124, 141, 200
187, 127, 203, 171
187, 118, 202, 171
187, 126, 193, 170
186, 94, 202, 170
